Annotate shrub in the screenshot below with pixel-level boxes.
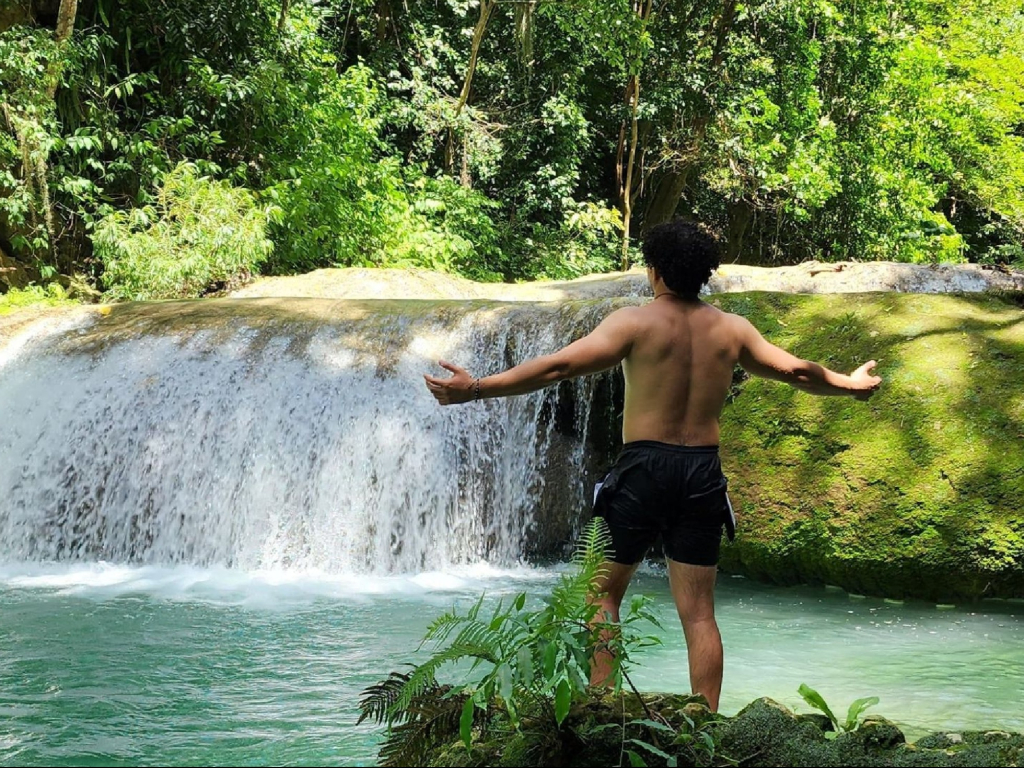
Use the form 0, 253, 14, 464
93, 163, 272, 301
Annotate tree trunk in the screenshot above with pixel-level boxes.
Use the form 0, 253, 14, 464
447, 0, 494, 181
619, 0, 654, 270
454, 0, 494, 118
375, 0, 390, 42
278, 0, 291, 33
45, 0, 77, 98
514, 1, 536, 67
725, 200, 753, 262
641, 168, 691, 232
620, 75, 641, 270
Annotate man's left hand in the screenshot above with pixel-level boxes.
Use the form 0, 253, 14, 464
424, 360, 475, 405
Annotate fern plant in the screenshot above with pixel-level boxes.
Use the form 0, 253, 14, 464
359, 519, 662, 764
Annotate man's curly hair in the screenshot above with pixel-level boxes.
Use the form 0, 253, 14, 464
641, 220, 720, 297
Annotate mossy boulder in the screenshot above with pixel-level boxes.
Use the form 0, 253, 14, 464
707, 292, 1024, 600
717, 698, 1024, 767
416, 694, 1024, 767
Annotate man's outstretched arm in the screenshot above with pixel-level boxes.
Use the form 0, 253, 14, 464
424, 308, 639, 406
736, 317, 882, 400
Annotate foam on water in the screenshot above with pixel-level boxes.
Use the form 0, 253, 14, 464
0, 560, 562, 605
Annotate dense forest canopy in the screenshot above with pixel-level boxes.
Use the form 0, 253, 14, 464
1, 0, 1022, 299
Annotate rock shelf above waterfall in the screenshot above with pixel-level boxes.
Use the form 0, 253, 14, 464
228, 262, 1024, 302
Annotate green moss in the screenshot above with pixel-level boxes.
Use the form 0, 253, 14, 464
416, 694, 1024, 767
712, 292, 1024, 600
0, 283, 77, 316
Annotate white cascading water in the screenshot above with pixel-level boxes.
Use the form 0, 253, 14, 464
0, 298, 633, 573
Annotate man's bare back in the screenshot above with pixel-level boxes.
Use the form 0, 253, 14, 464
618, 296, 737, 446
423, 221, 881, 712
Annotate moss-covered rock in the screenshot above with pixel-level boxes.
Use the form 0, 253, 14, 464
716, 698, 1024, 767
415, 694, 1024, 767
709, 292, 1024, 600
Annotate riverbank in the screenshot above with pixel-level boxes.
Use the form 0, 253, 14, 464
418, 693, 1024, 767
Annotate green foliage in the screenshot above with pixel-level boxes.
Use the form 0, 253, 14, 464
93, 163, 272, 300
531, 202, 625, 281
256, 59, 399, 273
384, 173, 505, 280
798, 683, 880, 738
0, 283, 76, 316
3, 0, 1023, 296
359, 519, 662, 764
583, 710, 720, 767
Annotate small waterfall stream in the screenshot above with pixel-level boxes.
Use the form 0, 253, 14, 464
0, 298, 632, 573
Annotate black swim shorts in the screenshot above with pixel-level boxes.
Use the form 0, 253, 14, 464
592, 441, 736, 567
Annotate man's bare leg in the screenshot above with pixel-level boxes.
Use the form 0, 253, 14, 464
667, 559, 722, 711
588, 560, 639, 686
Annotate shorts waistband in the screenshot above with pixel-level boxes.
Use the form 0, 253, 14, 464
621, 440, 719, 455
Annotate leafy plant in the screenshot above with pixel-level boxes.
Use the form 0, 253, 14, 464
798, 683, 880, 738
358, 519, 663, 765
584, 708, 720, 768
92, 163, 272, 300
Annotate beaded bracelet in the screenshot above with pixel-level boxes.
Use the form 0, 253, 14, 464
473, 378, 481, 401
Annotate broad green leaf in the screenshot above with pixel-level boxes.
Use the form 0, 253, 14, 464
543, 641, 559, 681
460, 696, 475, 750
626, 749, 648, 767
496, 663, 513, 703
514, 592, 526, 611
555, 678, 572, 725
798, 683, 838, 728
517, 646, 534, 687
844, 696, 880, 731
627, 738, 673, 760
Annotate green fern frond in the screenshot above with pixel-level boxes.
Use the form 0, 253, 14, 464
573, 517, 613, 570
449, 620, 506, 658
358, 670, 414, 726
424, 609, 469, 647
547, 520, 611, 616
378, 687, 466, 768
393, 633, 503, 713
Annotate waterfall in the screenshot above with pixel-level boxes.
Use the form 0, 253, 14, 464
0, 298, 632, 573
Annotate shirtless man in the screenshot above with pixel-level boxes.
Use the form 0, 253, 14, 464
423, 220, 881, 711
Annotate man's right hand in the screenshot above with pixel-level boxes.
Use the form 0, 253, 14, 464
849, 360, 882, 400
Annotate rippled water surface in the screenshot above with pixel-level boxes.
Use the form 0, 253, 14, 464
1, 564, 1021, 766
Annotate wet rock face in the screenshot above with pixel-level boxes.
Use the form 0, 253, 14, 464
0, 249, 32, 291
